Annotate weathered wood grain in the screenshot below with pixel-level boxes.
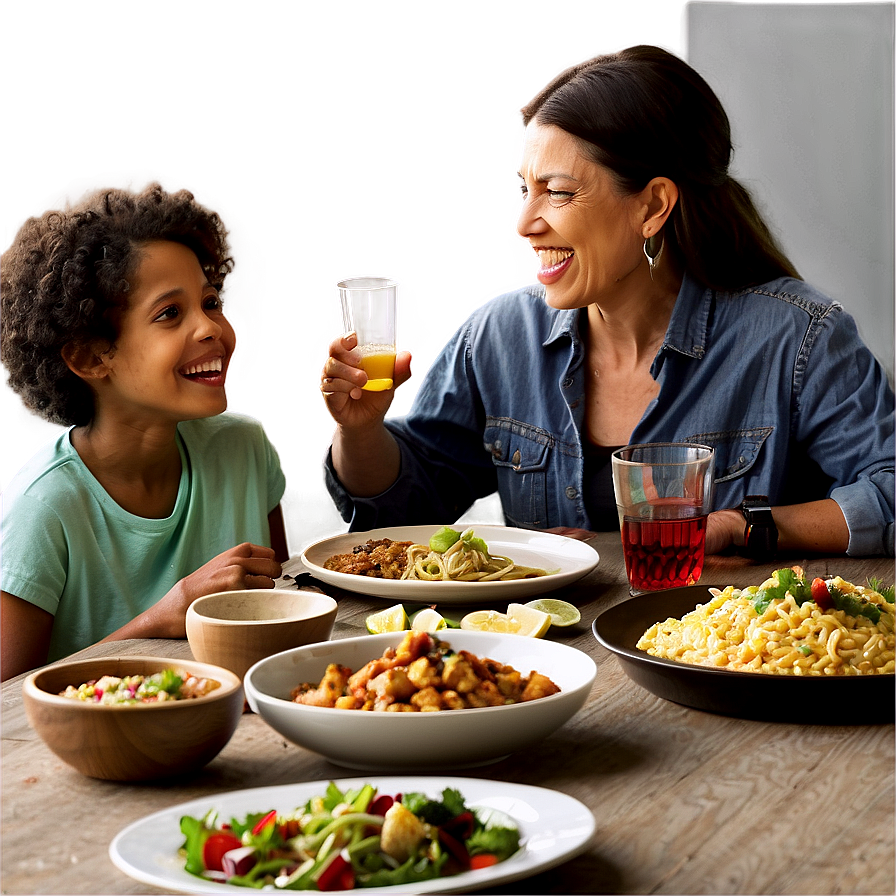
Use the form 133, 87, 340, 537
2, 533, 892, 895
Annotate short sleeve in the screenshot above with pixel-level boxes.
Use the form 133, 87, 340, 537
0, 492, 68, 614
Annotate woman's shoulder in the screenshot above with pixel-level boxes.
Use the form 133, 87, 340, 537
723, 276, 844, 319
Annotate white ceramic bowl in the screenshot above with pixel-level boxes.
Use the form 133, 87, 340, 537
244, 630, 596, 769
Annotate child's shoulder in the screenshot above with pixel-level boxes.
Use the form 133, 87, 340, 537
177, 413, 271, 452
2, 430, 90, 521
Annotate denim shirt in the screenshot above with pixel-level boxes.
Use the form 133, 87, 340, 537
326, 273, 895, 556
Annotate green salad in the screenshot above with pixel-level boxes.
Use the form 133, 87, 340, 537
179, 782, 521, 890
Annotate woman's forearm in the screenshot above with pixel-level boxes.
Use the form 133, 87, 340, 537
331, 423, 402, 497
707, 498, 850, 556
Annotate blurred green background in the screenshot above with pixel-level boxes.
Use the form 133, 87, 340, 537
0, 0, 892, 551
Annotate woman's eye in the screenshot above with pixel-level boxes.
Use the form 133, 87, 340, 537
547, 190, 575, 201
519, 184, 529, 198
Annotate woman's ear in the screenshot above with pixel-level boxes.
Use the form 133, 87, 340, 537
61, 341, 110, 382
639, 176, 679, 239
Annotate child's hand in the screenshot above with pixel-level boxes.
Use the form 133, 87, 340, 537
144, 544, 282, 639
320, 332, 412, 429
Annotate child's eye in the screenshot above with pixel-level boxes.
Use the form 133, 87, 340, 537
204, 294, 224, 311
153, 305, 179, 322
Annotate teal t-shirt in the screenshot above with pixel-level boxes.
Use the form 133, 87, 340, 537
1, 413, 286, 661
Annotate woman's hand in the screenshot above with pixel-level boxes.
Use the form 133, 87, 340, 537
320, 332, 412, 429
544, 526, 598, 541
705, 509, 744, 555
101, 544, 282, 641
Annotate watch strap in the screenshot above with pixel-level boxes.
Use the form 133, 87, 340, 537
740, 495, 779, 561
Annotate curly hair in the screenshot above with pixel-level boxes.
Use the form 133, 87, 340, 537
1, 183, 234, 426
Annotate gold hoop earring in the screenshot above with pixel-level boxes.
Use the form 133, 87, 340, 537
643, 233, 664, 280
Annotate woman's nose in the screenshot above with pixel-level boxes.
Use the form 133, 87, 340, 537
517, 195, 544, 239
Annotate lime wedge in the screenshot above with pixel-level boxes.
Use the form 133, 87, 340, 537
524, 598, 581, 627
365, 604, 409, 634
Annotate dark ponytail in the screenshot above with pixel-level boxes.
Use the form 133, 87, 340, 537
521, 45, 799, 291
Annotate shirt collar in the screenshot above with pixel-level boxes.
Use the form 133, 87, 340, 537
538, 273, 712, 355
662, 271, 711, 360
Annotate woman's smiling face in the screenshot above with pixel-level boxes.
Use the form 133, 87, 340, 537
517, 122, 648, 309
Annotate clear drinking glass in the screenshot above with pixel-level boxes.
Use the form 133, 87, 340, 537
611, 442, 716, 594
338, 277, 397, 391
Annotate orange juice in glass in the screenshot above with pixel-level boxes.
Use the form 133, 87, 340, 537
358, 346, 396, 391
338, 277, 397, 392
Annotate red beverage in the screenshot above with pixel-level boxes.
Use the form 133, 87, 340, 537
621, 505, 708, 591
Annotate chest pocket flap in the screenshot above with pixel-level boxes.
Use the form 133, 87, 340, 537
692, 427, 774, 483
484, 419, 551, 472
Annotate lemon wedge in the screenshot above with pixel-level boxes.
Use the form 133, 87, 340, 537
365, 604, 409, 634
460, 609, 516, 633
410, 608, 448, 632
460, 603, 551, 638
506, 603, 552, 637
524, 598, 581, 627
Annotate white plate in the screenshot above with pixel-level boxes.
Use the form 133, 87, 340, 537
109, 775, 596, 895
299, 525, 599, 602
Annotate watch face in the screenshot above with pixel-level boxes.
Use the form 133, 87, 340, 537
742, 497, 777, 559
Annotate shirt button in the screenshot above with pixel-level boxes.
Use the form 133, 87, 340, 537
562, 377, 574, 388
565, 487, 577, 499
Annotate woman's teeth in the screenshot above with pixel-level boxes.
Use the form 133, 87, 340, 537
182, 359, 222, 377
538, 249, 574, 270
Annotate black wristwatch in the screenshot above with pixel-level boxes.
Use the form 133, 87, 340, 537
740, 495, 779, 561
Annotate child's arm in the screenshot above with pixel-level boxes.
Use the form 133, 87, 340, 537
98, 542, 283, 642
1, 592, 54, 681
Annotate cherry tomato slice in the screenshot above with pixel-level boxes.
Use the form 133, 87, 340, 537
317, 852, 355, 891
811, 577, 834, 610
202, 832, 243, 872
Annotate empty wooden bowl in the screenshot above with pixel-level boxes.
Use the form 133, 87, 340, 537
186, 590, 338, 680
22, 656, 243, 781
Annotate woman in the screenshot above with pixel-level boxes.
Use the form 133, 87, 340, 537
320, 46, 894, 558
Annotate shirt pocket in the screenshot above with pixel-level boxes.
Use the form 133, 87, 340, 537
483, 418, 551, 527
688, 427, 774, 484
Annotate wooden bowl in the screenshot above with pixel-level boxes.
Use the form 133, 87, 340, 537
186, 590, 337, 680
22, 656, 243, 781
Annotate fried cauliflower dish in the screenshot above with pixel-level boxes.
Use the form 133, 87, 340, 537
290, 631, 561, 711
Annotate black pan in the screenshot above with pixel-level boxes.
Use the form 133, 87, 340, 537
592, 586, 895, 724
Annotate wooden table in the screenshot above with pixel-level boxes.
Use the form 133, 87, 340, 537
2, 532, 893, 894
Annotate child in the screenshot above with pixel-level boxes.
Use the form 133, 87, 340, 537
0, 184, 289, 680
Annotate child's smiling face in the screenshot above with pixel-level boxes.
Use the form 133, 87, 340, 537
95, 240, 236, 425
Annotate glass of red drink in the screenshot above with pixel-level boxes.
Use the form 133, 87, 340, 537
611, 443, 715, 594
